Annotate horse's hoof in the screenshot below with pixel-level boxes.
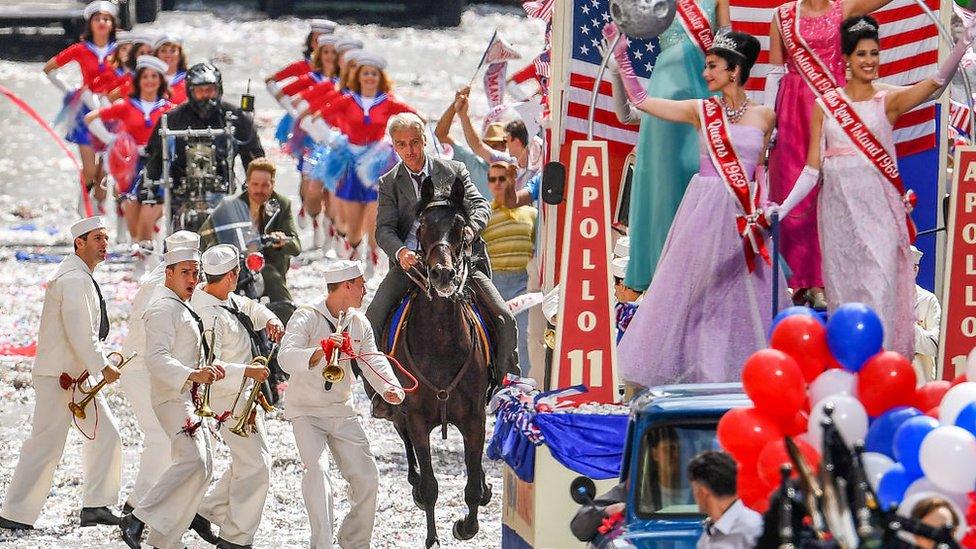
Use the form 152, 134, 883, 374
425, 538, 440, 548
453, 518, 479, 541
480, 483, 492, 506
412, 485, 426, 510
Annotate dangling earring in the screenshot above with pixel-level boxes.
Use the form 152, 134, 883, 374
845, 61, 852, 81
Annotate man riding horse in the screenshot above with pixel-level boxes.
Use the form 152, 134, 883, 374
366, 112, 520, 414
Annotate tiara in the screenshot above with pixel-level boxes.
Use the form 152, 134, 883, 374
710, 34, 744, 58
848, 19, 877, 33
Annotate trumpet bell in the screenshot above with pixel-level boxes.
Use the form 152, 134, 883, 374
69, 402, 87, 420
194, 403, 216, 418
544, 328, 556, 349
229, 423, 250, 438
323, 364, 344, 383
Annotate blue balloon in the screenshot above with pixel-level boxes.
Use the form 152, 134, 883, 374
865, 407, 923, 458
893, 415, 939, 478
770, 306, 824, 335
826, 303, 884, 372
955, 402, 976, 437
877, 463, 912, 510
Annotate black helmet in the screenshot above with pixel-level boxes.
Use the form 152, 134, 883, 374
186, 62, 223, 118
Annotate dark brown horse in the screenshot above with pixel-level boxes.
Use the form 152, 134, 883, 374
382, 177, 493, 548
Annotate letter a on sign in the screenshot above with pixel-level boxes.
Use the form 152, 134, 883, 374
551, 140, 619, 404
939, 146, 976, 380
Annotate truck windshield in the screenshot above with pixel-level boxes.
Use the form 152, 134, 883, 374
634, 422, 717, 518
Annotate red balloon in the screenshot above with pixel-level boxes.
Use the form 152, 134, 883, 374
926, 407, 940, 419
738, 467, 773, 514
915, 380, 951, 412
857, 351, 917, 417
718, 407, 784, 465
770, 316, 831, 382
757, 438, 821, 488
778, 411, 809, 437
742, 349, 807, 420
953, 374, 969, 387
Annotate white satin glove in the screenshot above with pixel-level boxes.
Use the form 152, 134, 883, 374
265, 80, 282, 98
764, 65, 786, 109
80, 89, 100, 110
87, 117, 116, 147
46, 70, 70, 94
777, 165, 820, 218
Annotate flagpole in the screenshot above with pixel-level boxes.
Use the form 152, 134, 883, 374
587, 34, 621, 140
469, 28, 499, 86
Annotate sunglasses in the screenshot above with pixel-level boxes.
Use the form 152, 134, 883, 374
487, 176, 508, 183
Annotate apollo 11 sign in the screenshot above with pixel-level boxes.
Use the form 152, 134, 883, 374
940, 146, 976, 380
551, 140, 619, 404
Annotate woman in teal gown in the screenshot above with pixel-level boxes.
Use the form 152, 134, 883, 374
620, 0, 729, 291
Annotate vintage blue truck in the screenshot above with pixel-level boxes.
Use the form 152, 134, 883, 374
576, 383, 750, 549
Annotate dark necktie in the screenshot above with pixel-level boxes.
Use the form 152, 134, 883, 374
220, 300, 262, 358
88, 275, 109, 341
170, 298, 212, 361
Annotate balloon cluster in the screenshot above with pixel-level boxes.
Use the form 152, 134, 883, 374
718, 303, 973, 530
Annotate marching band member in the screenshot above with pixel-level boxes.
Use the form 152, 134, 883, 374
279, 260, 405, 549
120, 248, 227, 549
118, 230, 200, 514
43, 1, 120, 213
85, 55, 173, 257
193, 244, 283, 549
0, 216, 123, 531
154, 34, 188, 105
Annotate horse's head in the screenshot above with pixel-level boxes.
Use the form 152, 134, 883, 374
415, 176, 471, 298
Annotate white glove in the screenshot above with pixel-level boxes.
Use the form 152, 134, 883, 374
294, 99, 310, 117
46, 70, 70, 94
301, 116, 333, 143
778, 165, 820, 218
764, 65, 786, 109
87, 117, 116, 147
265, 80, 282, 98
276, 93, 297, 115
80, 89, 100, 110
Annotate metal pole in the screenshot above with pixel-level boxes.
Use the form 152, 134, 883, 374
771, 212, 781, 319
587, 34, 622, 140
160, 113, 172, 236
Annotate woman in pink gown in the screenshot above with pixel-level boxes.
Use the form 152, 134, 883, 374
766, 0, 893, 307
771, 15, 976, 357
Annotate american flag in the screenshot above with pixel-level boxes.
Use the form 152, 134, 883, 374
730, 0, 940, 157
950, 99, 972, 137
564, 0, 659, 155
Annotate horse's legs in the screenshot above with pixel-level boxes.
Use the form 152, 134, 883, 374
453, 413, 487, 540
393, 419, 422, 504
408, 419, 440, 548
480, 465, 492, 506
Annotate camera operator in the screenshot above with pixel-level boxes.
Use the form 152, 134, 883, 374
143, 62, 264, 225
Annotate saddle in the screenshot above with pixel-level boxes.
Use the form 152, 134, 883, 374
386, 291, 492, 368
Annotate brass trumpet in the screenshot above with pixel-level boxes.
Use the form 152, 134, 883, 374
195, 324, 218, 418
69, 351, 136, 420
322, 311, 346, 385
229, 353, 275, 438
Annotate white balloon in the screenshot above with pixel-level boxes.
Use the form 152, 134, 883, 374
807, 395, 869, 450
898, 489, 969, 542
966, 347, 976, 381
809, 370, 858, 406
939, 382, 976, 426
903, 478, 970, 512
919, 426, 976, 493
861, 452, 895, 492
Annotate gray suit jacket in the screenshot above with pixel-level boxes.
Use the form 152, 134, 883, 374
375, 156, 492, 275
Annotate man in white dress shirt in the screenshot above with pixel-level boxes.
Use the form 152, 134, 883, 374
120, 248, 228, 549
192, 244, 284, 549
0, 216, 123, 531
689, 451, 764, 549
279, 260, 405, 549
119, 230, 201, 513
911, 246, 941, 383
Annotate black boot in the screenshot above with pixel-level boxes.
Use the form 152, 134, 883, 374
121, 502, 134, 515
80, 506, 121, 526
217, 537, 253, 549
119, 513, 145, 549
189, 513, 218, 544
0, 515, 32, 531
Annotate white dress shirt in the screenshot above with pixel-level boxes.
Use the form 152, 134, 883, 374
144, 286, 206, 406
697, 499, 764, 549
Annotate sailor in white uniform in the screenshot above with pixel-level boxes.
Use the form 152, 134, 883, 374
120, 248, 227, 549
192, 244, 283, 549
279, 260, 405, 549
119, 230, 200, 513
911, 246, 941, 383
0, 216, 123, 531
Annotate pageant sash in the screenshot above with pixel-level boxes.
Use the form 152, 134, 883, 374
699, 98, 770, 272
676, 0, 714, 53
777, 1, 838, 97
819, 88, 918, 241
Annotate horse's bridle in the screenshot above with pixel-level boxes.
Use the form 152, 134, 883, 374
406, 200, 472, 300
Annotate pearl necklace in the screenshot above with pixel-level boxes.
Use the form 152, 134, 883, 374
717, 95, 750, 124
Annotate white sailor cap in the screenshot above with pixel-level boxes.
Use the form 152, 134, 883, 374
69, 216, 107, 239
164, 248, 200, 267
164, 230, 201, 252
542, 284, 560, 325
130, 33, 157, 47
84, 1, 118, 20
336, 37, 364, 53
115, 31, 133, 44
343, 49, 363, 64
611, 257, 628, 280
154, 34, 183, 50
202, 244, 239, 276
614, 236, 629, 259
323, 260, 364, 284
355, 52, 387, 70
310, 19, 338, 35
910, 245, 923, 265
317, 34, 340, 48
136, 55, 169, 75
